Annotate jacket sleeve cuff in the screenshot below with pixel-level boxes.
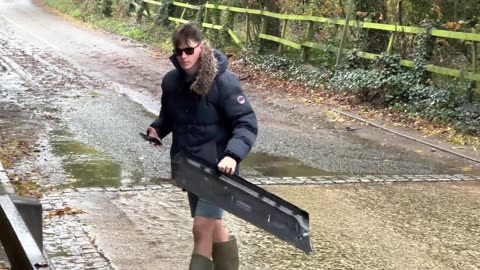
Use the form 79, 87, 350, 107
149, 120, 163, 137
225, 152, 241, 163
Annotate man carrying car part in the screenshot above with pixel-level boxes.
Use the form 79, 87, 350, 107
146, 23, 258, 270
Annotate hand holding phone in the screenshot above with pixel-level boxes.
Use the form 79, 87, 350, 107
139, 132, 162, 146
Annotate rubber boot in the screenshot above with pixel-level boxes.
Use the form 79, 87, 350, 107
212, 236, 239, 270
189, 254, 214, 270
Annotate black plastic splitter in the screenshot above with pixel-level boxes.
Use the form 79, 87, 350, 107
172, 153, 313, 254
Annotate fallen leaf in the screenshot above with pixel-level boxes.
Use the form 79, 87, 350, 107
46, 207, 85, 218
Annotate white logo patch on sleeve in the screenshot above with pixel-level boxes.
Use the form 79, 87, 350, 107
237, 95, 246, 104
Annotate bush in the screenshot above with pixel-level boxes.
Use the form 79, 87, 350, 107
330, 51, 480, 135
250, 54, 330, 89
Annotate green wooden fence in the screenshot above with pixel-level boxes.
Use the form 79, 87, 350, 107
127, 0, 480, 83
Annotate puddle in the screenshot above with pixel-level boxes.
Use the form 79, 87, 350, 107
50, 130, 122, 188
242, 152, 333, 177
48, 128, 331, 188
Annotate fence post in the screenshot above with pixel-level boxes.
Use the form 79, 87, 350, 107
245, 12, 251, 45
203, 2, 209, 23
223, 10, 235, 43
330, 23, 339, 45
278, 19, 288, 53
214, 3, 221, 41
201, 1, 209, 35
386, 31, 395, 53
336, 0, 355, 66
259, 8, 268, 53
469, 28, 478, 102
473, 28, 478, 73
301, 18, 314, 62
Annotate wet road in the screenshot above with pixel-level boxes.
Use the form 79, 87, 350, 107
2, 0, 479, 181
43, 179, 480, 270
1, 0, 480, 269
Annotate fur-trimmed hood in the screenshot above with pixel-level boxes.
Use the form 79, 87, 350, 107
169, 45, 228, 96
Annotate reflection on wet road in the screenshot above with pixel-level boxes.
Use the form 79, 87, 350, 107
51, 130, 122, 188
243, 152, 334, 177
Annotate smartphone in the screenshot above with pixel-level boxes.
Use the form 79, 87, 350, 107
139, 132, 162, 145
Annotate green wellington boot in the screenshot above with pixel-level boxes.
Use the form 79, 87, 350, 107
212, 236, 239, 270
189, 254, 214, 270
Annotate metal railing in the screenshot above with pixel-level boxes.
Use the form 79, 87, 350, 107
0, 162, 51, 270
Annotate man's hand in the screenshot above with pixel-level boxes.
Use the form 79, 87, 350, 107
146, 127, 162, 147
218, 156, 237, 175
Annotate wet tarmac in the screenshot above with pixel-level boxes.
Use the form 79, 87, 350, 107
51, 180, 480, 270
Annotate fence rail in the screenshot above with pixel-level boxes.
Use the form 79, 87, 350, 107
131, 0, 480, 82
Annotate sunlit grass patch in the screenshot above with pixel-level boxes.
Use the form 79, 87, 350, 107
43, 0, 76, 13
44, 0, 169, 49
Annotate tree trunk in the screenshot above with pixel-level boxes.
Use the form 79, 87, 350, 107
356, 0, 389, 54
454, 0, 458, 21
260, 0, 281, 50
397, 0, 402, 25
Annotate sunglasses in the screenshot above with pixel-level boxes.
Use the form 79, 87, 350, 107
173, 43, 201, 56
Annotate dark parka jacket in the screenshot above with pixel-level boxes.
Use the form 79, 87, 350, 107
150, 46, 257, 168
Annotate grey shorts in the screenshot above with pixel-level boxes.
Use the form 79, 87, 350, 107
187, 192, 224, 219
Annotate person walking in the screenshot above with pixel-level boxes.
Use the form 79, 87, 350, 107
146, 23, 258, 270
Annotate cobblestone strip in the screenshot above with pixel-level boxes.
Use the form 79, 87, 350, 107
41, 194, 115, 270
63, 174, 480, 193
